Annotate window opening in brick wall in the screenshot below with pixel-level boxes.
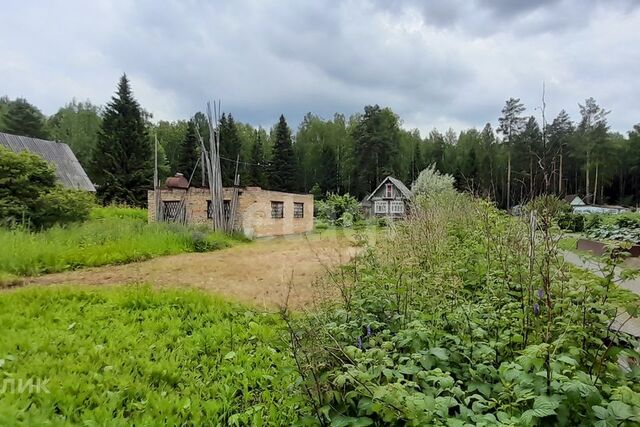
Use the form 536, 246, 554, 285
271, 201, 284, 218
294, 202, 304, 218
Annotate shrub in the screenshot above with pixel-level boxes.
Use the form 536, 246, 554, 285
557, 212, 585, 232
411, 163, 456, 196
316, 193, 363, 226
293, 194, 640, 425
0, 146, 94, 228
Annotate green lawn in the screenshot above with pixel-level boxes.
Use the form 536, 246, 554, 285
0, 286, 307, 426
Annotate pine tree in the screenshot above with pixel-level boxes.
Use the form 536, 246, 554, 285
498, 98, 526, 208
247, 131, 266, 187
318, 143, 338, 194
352, 105, 401, 198
176, 120, 201, 184
269, 115, 296, 192
2, 98, 48, 139
91, 74, 152, 206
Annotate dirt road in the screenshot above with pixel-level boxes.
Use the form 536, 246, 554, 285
24, 233, 358, 310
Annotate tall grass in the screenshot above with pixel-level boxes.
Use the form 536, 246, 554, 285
2, 207, 245, 276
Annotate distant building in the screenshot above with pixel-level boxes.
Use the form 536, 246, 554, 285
148, 174, 313, 238
361, 176, 412, 218
0, 132, 95, 191
564, 194, 628, 214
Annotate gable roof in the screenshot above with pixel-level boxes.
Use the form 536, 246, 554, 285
564, 194, 585, 205
0, 132, 96, 191
365, 176, 412, 201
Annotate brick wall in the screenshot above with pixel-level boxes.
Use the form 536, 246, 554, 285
147, 186, 314, 238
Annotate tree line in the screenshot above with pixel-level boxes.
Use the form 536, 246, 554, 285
2, 75, 639, 208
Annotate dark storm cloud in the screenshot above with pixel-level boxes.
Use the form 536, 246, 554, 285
1, 0, 639, 135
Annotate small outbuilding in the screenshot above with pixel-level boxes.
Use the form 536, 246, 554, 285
148, 175, 314, 238
362, 176, 412, 218
0, 131, 95, 191
564, 194, 629, 214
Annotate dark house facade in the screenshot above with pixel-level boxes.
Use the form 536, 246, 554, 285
362, 176, 412, 218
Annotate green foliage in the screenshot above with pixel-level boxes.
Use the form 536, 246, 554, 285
0, 97, 48, 139
90, 204, 148, 221
31, 186, 94, 229
0, 286, 307, 425
294, 194, 640, 425
582, 213, 640, 244
0, 146, 93, 228
315, 193, 363, 226
247, 131, 267, 187
353, 105, 401, 198
91, 74, 153, 207
176, 120, 201, 184
151, 119, 188, 178
47, 99, 102, 171
219, 113, 242, 186
269, 115, 297, 192
0, 211, 243, 276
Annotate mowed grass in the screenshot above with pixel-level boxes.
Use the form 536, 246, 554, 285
0, 207, 246, 277
0, 286, 307, 426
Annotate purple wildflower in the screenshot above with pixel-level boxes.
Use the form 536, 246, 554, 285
537, 289, 544, 299
533, 303, 540, 316
357, 336, 363, 349
366, 325, 372, 337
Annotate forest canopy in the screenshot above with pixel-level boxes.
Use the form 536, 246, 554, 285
1, 86, 639, 208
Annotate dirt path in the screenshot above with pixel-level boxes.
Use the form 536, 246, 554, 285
23, 233, 358, 310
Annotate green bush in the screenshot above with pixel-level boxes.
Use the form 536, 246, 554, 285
557, 211, 585, 232
294, 194, 640, 425
0, 146, 94, 228
316, 193, 363, 226
0, 286, 307, 425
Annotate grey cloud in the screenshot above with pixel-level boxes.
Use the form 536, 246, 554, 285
0, 0, 638, 136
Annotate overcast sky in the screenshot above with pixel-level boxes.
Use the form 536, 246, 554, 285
2, 0, 639, 135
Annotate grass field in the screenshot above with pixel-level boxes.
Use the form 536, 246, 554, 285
0, 286, 307, 426
0, 207, 245, 279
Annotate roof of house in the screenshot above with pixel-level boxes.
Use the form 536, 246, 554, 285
0, 132, 96, 191
365, 176, 412, 201
564, 194, 585, 204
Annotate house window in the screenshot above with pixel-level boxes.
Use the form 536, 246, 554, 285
271, 201, 284, 219
162, 201, 182, 221
207, 200, 231, 220
374, 200, 388, 214
390, 200, 405, 214
385, 183, 393, 198
294, 202, 304, 218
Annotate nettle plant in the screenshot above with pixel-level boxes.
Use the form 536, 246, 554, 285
291, 194, 640, 426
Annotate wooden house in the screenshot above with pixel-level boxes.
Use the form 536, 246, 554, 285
362, 176, 412, 218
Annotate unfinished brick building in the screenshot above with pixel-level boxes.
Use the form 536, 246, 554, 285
147, 174, 314, 238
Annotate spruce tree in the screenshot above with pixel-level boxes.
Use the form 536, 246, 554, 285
247, 131, 266, 187
269, 115, 296, 192
219, 113, 241, 186
91, 74, 152, 206
176, 120, 201, 184
2, 98, 48, 139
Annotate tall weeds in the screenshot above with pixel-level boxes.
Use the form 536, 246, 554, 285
292, 194, 640, 425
